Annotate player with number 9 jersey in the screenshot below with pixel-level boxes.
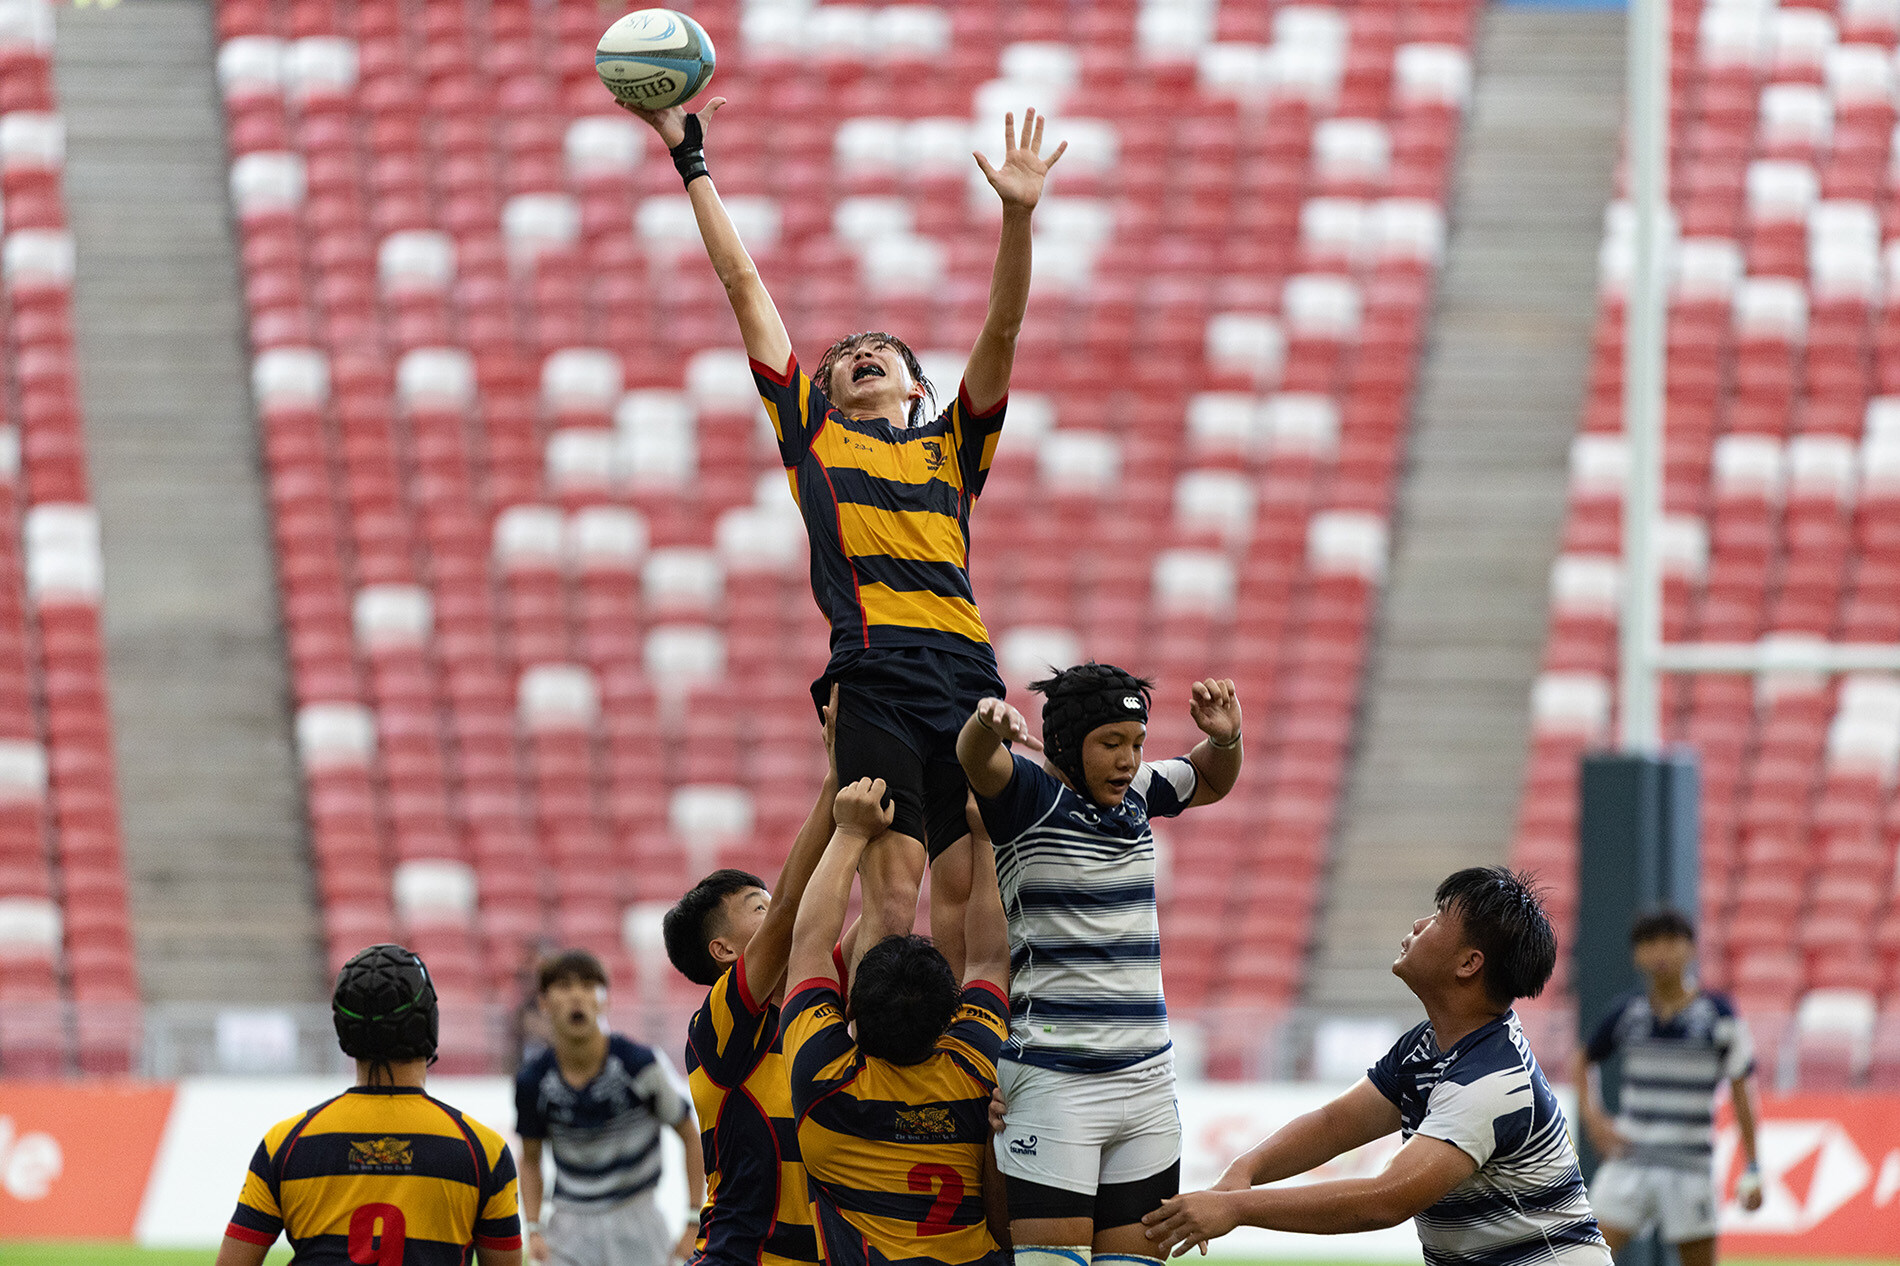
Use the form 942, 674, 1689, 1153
216, 944, 522, 1266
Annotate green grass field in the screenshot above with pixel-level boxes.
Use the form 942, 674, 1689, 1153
5, 1252, 1897, 1266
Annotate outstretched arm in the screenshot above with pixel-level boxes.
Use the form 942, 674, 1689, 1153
1145, 1134, 1475, 1253
739, 687, 841, 1003
624, 99, 794, 373
1184, 678, 1242, 808
787, 778, 895, 989
963, 109, 1065, 414
1210, 1078, 1401, 1192
1731, 1075, 1764, 1210
960, 810, 1010, 992
957, 697, 1041, 798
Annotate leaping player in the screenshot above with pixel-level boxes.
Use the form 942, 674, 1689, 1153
625, 93, 1064, 975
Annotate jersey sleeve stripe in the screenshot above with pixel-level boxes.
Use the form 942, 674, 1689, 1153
224, 1220, 278, 1246
957, 380, 1007, 420
751, 355, 797, 387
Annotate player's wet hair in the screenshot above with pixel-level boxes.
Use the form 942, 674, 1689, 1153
333, 943, 439, 1075
816, 331, 936, 425
664, 868, 767, 987
1435, 867, 1558, 1009
1630, 907, 1697, 946
1029, 662, 1153, 802
537, 948, 609, 995
850, 934, 960, 1065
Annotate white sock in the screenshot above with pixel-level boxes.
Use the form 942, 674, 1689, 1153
1014, 1247, 1091, 1266
1094, 1255, 1164, 1266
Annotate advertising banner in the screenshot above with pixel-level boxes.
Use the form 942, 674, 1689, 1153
2, 1077, 1897, 1259
1714, 1093, 1900, 1252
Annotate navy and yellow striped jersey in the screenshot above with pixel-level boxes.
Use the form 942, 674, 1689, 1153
751, 355, 1007, 664
685, 957, 819, 1266
224, 1084, 520, 1264
781, 976, 1009, 1266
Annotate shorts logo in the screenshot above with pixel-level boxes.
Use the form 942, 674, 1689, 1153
921, 439, 946, 473
1008, 1135, 1038, 1156
349, 1137, 414, 1171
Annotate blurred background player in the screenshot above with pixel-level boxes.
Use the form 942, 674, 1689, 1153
1576, 909, 1764, 1265
659, 688, 839, 1266
216, 944, 522, 1266
624, 92, 1063, 976
782, 777, 1013, 1266
515, 949, 706, 1266
1143, 869, 1608, 1266
956, 668, 1242, 1266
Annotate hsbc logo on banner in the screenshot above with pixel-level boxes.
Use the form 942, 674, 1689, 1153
1714, 1094, 1900, 1253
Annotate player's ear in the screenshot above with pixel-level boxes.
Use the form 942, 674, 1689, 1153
1455, 946, 1485, 985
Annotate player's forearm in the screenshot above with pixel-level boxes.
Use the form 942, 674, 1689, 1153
687, 176, 760, 292
1188, 736, 1241, 802
215, 1237, 272, 1266
956, 714, 1013, 796
1225, 1177, 1414, 1235
788, 828, 871, 973
1222, 1109, 1354, 1188
676, 1117, 708, 1206
982, 206, 1034, 341
1732, 1077, 1760, 1163
962, 837, 1010, 985
518, 1152, 543, 1225
767, 773, 840, 920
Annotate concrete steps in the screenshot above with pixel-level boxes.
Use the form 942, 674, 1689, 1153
1306, 8, 1626, 1011
55, 0, 322, 1003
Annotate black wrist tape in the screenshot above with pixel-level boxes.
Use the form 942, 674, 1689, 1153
671, 112, 709, 188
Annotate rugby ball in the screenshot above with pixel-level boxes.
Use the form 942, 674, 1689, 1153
595, 9, 717, 110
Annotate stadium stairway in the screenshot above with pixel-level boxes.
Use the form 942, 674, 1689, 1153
54, 0, 322, 1005
1309, 5, 1626, 1012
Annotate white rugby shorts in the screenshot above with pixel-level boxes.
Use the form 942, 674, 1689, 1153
994, 1050, 1181, 1194
547, 1189, 676, 1266
1589, 1159, 1719, 1244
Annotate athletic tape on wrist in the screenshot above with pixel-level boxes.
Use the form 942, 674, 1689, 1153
671, 113, 709, 188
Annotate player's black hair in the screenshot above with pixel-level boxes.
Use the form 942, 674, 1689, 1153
1435, 867, 1558, 1009
815, 331, 936, 426
537, 948, 609, 995
1029, 662, 1153, 802
850, 934, 960, 1065
663, 868, 768, 987
333, 943, 439, 1074
1630, 907, 1697, 946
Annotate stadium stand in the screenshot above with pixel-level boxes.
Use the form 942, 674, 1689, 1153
217, 0, 1479, 1073
0, 0, 138, 1075
1516, 0, 1900, 1084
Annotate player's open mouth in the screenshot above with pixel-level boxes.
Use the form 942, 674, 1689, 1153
569, 1009, 586, 1025
1106, 778, 1131, 791
852, 363, 885, 382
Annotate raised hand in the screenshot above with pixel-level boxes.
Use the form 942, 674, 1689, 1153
1189, 678, 1242, 745
975, 697, 1043, 751
833, 776, 895, 840
619, 95, 726, 149
974, 108, 1066, 212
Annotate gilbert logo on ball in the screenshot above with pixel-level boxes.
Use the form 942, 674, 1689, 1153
596, 9, 717, 110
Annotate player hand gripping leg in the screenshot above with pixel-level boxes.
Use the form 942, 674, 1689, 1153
908, 109, 1066, 977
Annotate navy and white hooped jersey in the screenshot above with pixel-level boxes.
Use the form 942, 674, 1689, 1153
975, 752, 1197, 1073
1585, 990, 1753, 1171
1370, 1013, 1610, 1266
514, 1034, 689, 1207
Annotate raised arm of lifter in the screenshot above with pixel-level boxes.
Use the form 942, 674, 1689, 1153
963, 109, 1065, 414
623, 98, 793, 373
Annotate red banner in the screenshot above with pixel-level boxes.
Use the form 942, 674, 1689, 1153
0, 1081, 175, 1238
1715, 1092, 1900, 1254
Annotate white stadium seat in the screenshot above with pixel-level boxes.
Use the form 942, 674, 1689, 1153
1001, 42, 1080, 89
1039, 431, 1122, 492
1371, 199, 1446, 267
643, 547, 724, 611
393, 859, 477, 926
670, 785, 755, 842
284, 36, 357, 103
353, 584, 432, 650
0, 897, 60, 960
217, 36, 285, 100
24, 503, 101, 603
716, 506, 805, 574
230, 152, 306, 217
1152, 549, 1237, 615
1263, 392, 1341, 456
1746, 159, 1819, 225
518, 663, 601, 731
1673, 238, 1743, 301
3, 228, 74, 289
835, 117, 906, 176
685, 348, 758, 416
1531, 671, 1611, 738
1570, 434, 1630, 498
1308, 511, 1388, 581
1713, 434, 1786, 500
1759, 83, 1833, 150
644, 625, 726, 692
1312, 119, 1390, 184
565, 115, 645, 180
997, 626, 1083, 686
1732, 277, 1808, 341
252, 347, 328, 408
1660, 515, 1709, 581
1205, 314, 1287, 385
397, 347, 476, 410
1394, 43, 1470, 109
503, 192, 581, 262
835, 195, 914, 243
0, 738, 46, 801
543, 348, 625, 415
1549, 554, 1621, 618
296, 702, 376, 771
546, 428, 618, 498
378, 230, 455, 295
1174, 470, 1256, 542
875, 5, 952, 58
0, 112, 60, 172
1281, 275, 1362, 338
1198, 43, 1276, 102
493, 505, 566, 571
863, 235, 947, 294
569, 506, 649, 572
1786, 435, 1857, 504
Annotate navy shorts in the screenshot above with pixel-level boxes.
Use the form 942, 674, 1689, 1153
812, 645, 1005, 858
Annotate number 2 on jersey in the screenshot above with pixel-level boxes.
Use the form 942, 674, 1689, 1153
908, 1163, 964, 1236
348, 1202, 407, 1266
